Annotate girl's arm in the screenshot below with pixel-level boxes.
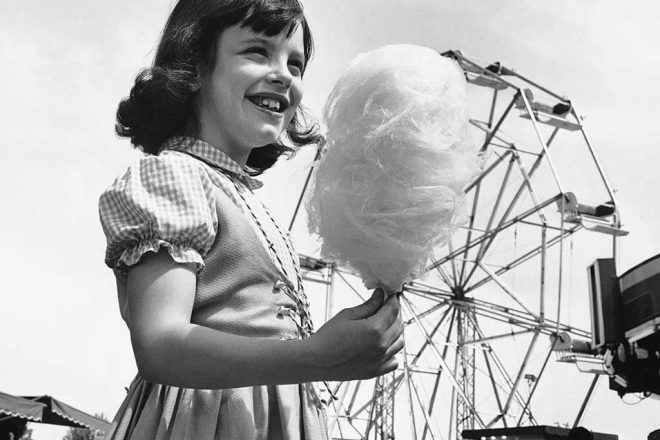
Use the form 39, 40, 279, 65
127, 248, 404, 389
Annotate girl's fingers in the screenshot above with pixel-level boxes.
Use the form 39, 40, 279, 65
369, 293, 401, 328
375, 356, 400, 376
384, 334, 405, 358
382, 313, 404, 345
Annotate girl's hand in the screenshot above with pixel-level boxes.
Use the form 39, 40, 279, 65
306, 289, 405, 381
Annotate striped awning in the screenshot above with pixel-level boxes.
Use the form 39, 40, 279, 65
0, 392, 46, 422
0, 392, 110, 433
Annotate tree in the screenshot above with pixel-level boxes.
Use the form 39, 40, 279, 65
62, 414, 108, 440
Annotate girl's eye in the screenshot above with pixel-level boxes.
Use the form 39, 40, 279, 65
289, 60, 304, 76
245, 47, 268, 58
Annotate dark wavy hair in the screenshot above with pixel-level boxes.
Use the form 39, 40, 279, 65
116, 0, 323, 175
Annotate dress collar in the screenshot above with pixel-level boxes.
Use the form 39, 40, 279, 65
161, 136, 263, 190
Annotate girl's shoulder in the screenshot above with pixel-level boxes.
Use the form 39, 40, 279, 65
99, 151, 219, 272
101, 150, 217, 200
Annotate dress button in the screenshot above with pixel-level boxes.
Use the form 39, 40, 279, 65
273, 280, 287, 292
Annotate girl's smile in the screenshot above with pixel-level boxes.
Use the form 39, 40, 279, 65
196, 24, 305, 167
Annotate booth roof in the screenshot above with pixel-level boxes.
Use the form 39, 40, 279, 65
0, 392, 110, 433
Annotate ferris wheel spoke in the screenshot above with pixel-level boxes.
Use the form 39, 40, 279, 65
462, 157, 517, 288
410, 307, 455, 365
447, 240, 459, 286
462, 147, 561, 286
405, 300, 450, 329
459, 180, 482, 286
461, 329, 535, 347
427, 194, 562, 275
478, 92, 518, 154
512, 151, 548, 224
435, 264, 455, 288
467, 225, 580, 293
476, 261, 539, 320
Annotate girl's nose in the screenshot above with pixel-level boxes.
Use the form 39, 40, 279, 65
267, 61, 293, 87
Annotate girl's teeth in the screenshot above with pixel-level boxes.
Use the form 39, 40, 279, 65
258, 98, 280, 111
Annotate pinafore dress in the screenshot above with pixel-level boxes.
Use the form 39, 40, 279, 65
99, 137, 328, 440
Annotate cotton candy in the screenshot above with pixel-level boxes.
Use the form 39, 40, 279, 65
307, 44, 479, 293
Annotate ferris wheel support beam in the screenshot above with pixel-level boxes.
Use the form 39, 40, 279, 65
401, 295, 487, 429
457, 308, 478, 434
483, 350, 507, 428
572, 375, 600, 429
516, 343, 555, 426
422, 310, 458, 440
502, 330, 540, 416
409, 372, 444, 440
465, 312, 533, 421
365, 380, 379, 439
402, 344, 420, 440
328, 378, 351, 434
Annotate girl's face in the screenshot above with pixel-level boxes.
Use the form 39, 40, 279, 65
196, 23, 305, 166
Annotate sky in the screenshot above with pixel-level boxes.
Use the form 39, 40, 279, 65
1, 1, 659, 439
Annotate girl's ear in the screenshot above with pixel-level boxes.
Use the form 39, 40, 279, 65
191, 67, 203, 92
191, 76, 202, 92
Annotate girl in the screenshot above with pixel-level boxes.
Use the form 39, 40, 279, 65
99, 1, 404, 439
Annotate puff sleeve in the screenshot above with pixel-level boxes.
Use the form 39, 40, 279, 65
99, 151, 218, 273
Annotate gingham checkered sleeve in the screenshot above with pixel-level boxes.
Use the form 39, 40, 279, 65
99, 152, 218, 272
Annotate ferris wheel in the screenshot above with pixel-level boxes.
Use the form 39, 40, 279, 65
288, 50, 626, 440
